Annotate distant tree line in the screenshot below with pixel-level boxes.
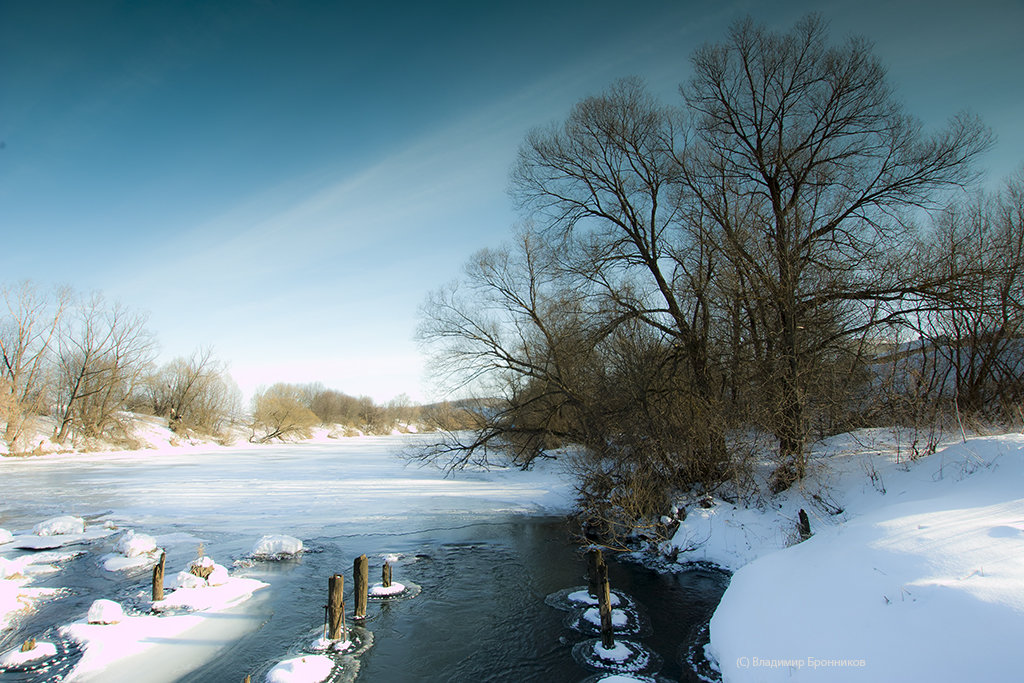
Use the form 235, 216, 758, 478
245, 381, 481, 443
0, 285, 471, 451
417, 15, 1022, 545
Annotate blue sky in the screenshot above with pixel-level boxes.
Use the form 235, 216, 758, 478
2, 0, 1022, 403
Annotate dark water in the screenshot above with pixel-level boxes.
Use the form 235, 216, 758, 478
1, 516, 728, 682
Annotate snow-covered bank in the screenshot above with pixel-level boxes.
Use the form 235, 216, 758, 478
1, 411, 432, 458
676, 432, 1024, 682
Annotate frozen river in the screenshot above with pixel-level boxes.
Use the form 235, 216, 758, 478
0, 436, 726, 681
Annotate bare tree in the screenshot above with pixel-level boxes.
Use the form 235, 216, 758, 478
139, 347, 241, 435
53, 293, 155, 443
909, 170, 1024, 418
0, 282, 70, 447
679, 14, 992, 487
248, 383, 319, 443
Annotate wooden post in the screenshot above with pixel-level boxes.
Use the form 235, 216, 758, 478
597, 563, 614, 649
21, 638, 36, 652
152, 551, 166, 601
328, 573, 346, 640
354, 555, 369, 620
798, 509, 811, 540
587, 548, 605, 598
382, 561, 392, 588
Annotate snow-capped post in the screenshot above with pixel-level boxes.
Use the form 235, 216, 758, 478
597, 562, 614, 650
328, 573, 346, 640
21, 638, 36, 652
798, 509, 811, 540
152, 551, 166, 601
587, 548, 606, 598
354, 554, 369, 620
382, 561, 392, 589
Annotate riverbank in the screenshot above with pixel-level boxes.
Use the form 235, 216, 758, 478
665, 429, 1024, 682
0, 412, 426, 458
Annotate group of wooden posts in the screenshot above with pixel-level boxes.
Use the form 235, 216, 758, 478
326, 554, 393, 640
587, 548, 616, 649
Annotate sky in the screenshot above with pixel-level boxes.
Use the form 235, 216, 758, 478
2, 0, 1022, 404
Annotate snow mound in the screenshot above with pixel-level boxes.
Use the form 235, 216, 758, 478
0, 556, 29, 579
0, 640, 58, 667
0, 528, 13, 544
154, 575, 268, 612
709, 434, 1024, 682
265, 654, 334, 683
33, 516, 85, 536
368, 582, 405, 597
252, 534, 303, 558
173, 570, 206, 589
568, 589, 623, 608
116, 530, 158, 557
87, 599, 124, 624
582, 607, 629, 628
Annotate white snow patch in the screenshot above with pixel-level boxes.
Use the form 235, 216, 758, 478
583, 606, 628, 628
154, 575, 268, 612
0, 640, 58, 666
252, 534, 303, 557
594, 641, 634, 663
265, 654, 334, 683
368, 582, 405, 597
116, 530, 158, 557
567, 589, 622, 607
33, 515, 85, 536
87, 599, 125, 624
0, 529, 12, 544
707, 433, 1024, 682
0, 557, 29, 580
173, 570, 208, 590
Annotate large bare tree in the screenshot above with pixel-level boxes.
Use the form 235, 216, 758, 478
54, 293, 155, 443
0, 282, 70, 448
679, 14, 991, 486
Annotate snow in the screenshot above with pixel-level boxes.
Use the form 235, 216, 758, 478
252, 534, 303, 557
0, 556, 28, 579
699, 433, 1024, 682
87, 599, 125, 624
115, 529, 158, 557
368, 581, 405, 597
62, 570, 268, 679
568, 589, 622, 607
265, 654, 334, 683
102, 529, 162, 571
595, 641, 634, 662
33, 515, 85, 536
583, 607, 628, 628
4, 525, 115, 550
0, 529, 12, 544
173, 570, 208, 589
154, 574, 268, 612
0, 640, 58, 666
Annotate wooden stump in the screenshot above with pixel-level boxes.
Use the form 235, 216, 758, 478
587, 548, 605, 598
152, 551, 166, 601
353, 555, 369, 620
798, 509, 812, 540
597, 563, 614, 649
21, 638, 36, 653
328, 573, 346, 640
382, 561, 392, 589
